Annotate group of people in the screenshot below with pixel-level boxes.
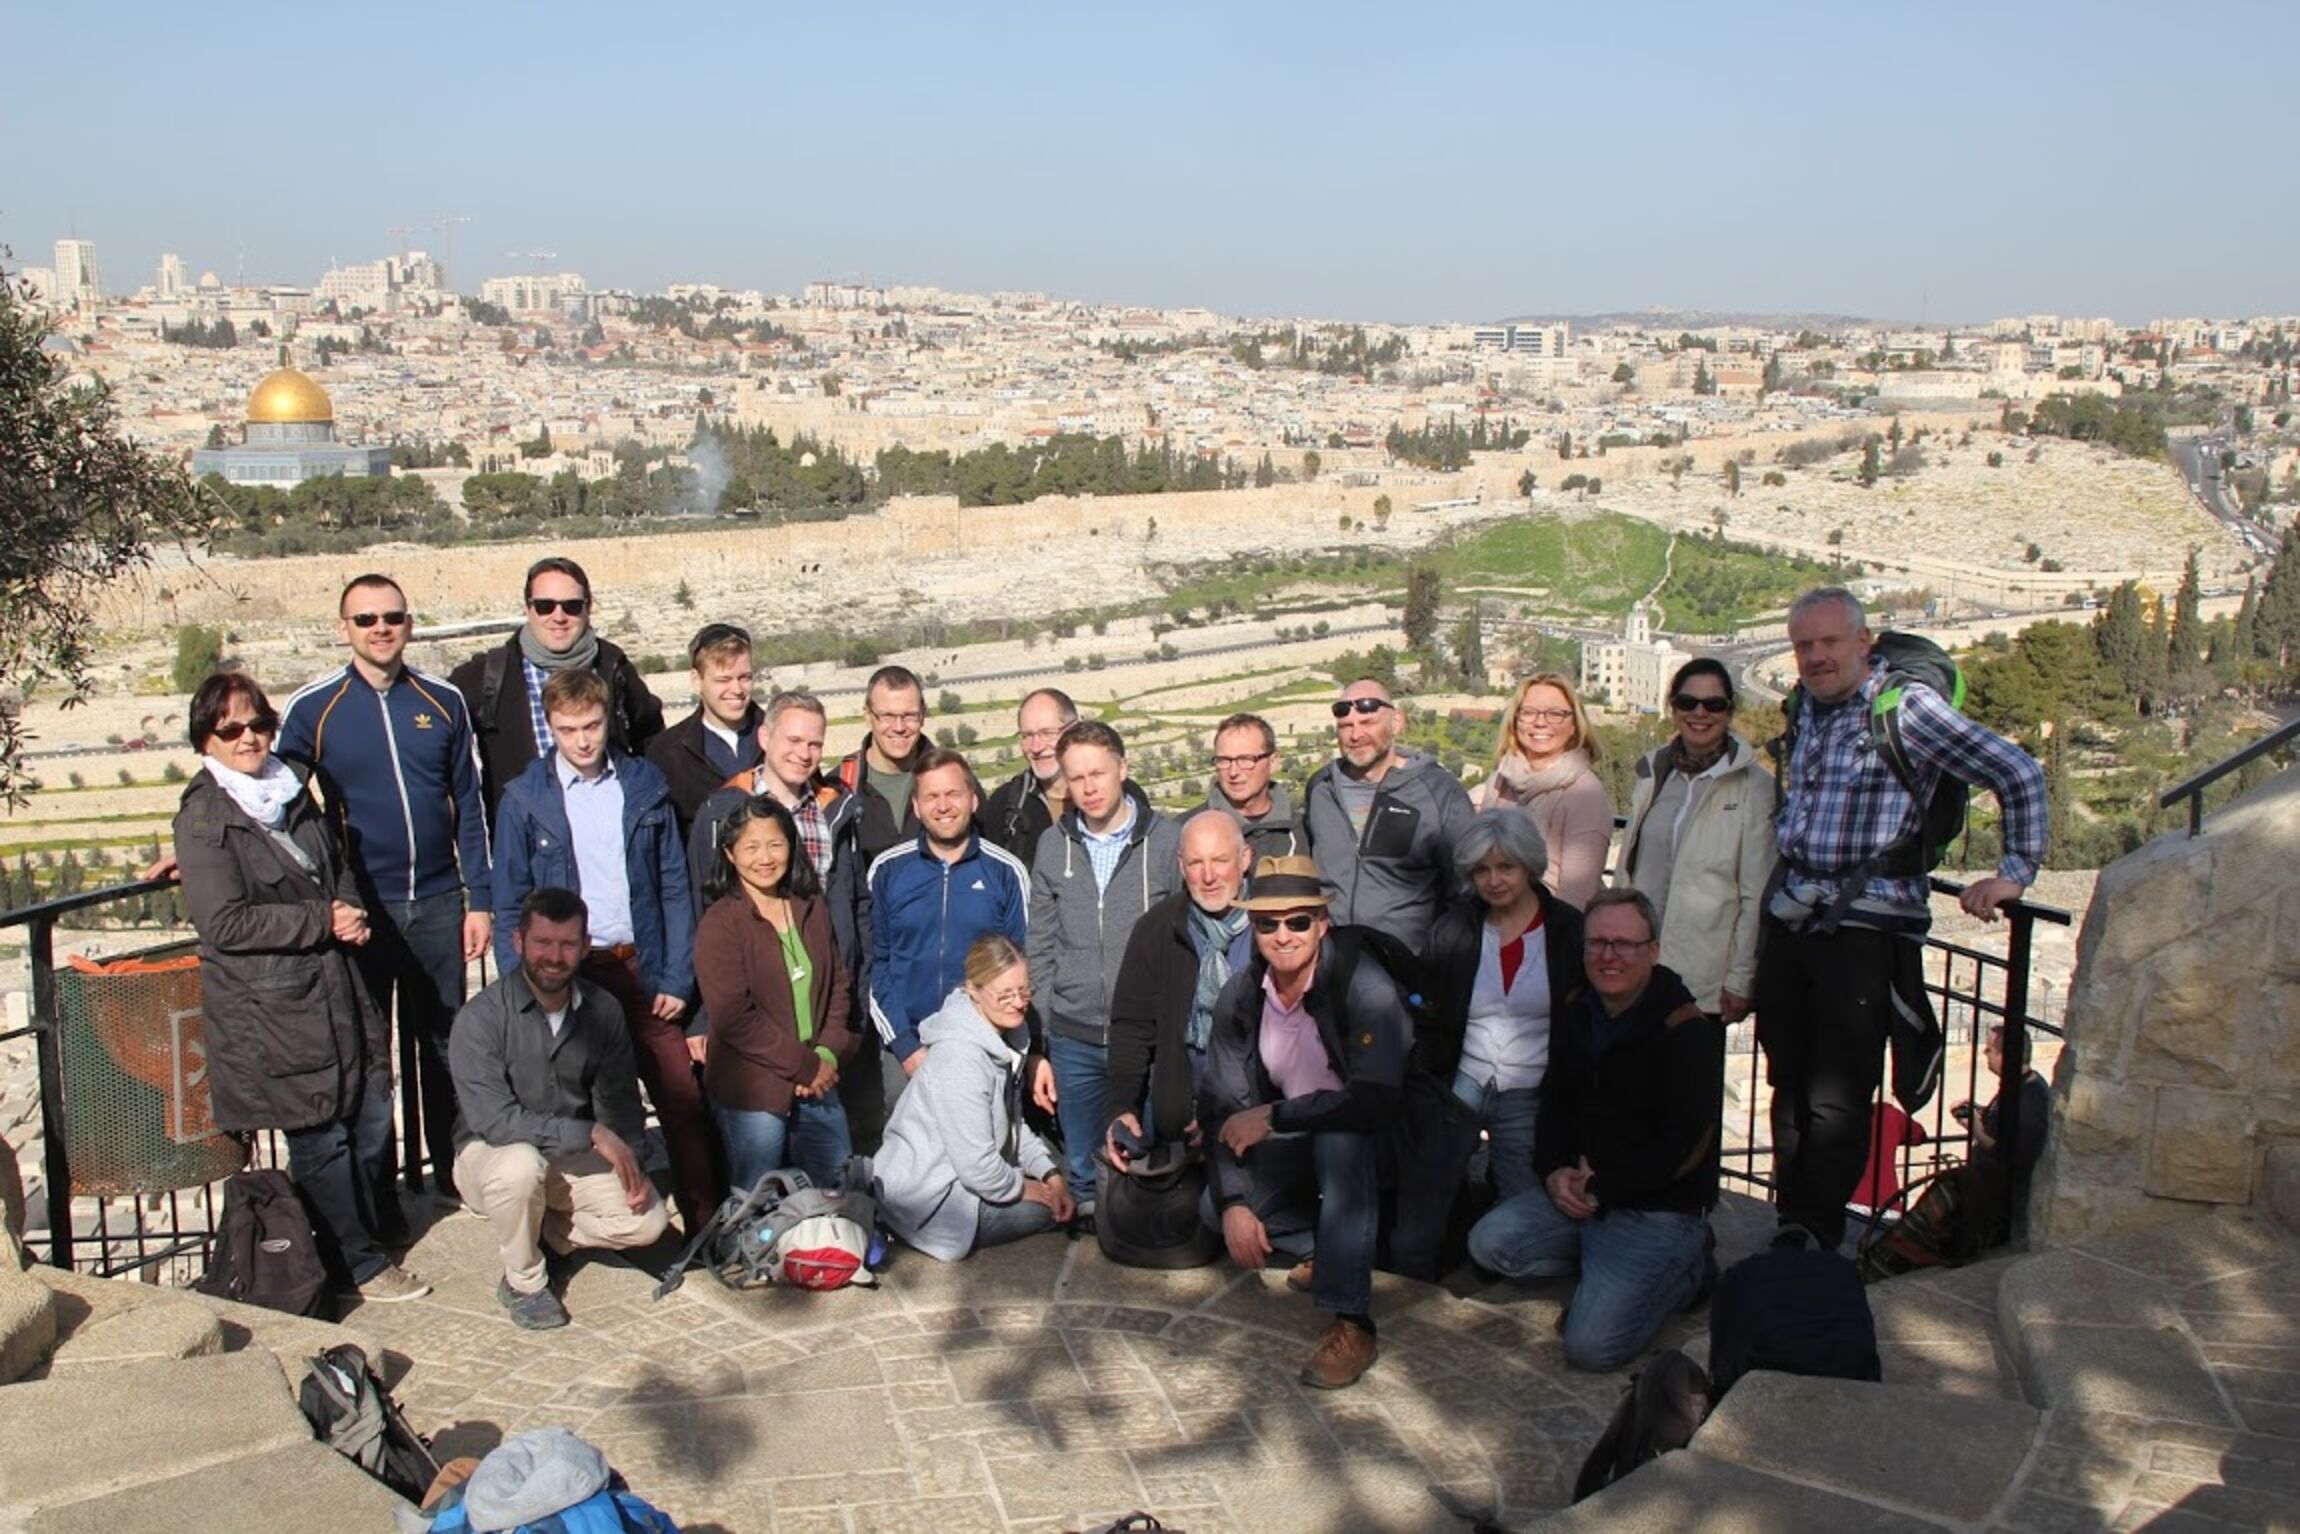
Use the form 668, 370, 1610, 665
170, 559, 2049, 1387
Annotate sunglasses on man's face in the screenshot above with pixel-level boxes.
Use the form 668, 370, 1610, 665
347, 610, 409, 629
1330, 698, 1393, 719
1251, 912, 1319, 935
528, 597, 588, 617
210, 717, 277, 743
1672, 694, 1732, 715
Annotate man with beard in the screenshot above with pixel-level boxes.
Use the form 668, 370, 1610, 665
1301, 679, 1474, 953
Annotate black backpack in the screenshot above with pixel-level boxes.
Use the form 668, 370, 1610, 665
1705, 1247, 1882, 1401
1570, 1349, 1714, 1503
298, 1342, 443, 1504
196, 1168, 331, 1319
1094, 1143, 1219, 1270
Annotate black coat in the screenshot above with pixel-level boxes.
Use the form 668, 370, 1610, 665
646, 702, 763, 836
448, 634, 665, 819
1415, 892, 1587, 1085
172, 768, 388, 1134
1536, 965, 1722, 1216
1106, 889, 1250, 1145
981, 768, 1058, 866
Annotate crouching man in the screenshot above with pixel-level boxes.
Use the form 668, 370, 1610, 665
1467, 889, 1723, 1371
1199, 854, 1410, 1390
450, 887, 670, 1330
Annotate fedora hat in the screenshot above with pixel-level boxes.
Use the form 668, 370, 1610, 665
1237, 853, 1331, 913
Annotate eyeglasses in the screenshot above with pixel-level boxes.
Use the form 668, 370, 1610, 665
210, 717, 277, 743
1586, 937, 1656, 957
1212, 751, 1274, 770
984, 986, 1032, 1008
1518, 707, 1574, 726
870, 709, 925, 727
346, 610, 409, 629
528, 597, 588, 617
1018, 726, 1067, 743
1672, 694, 1732, 715
1330, 698, 1393, 719
1251, 912, 1320, 934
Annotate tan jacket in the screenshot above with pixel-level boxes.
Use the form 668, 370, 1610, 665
1615, 735, 1778, 1013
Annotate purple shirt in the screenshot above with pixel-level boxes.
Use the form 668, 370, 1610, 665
1260, 969, 1342, 1100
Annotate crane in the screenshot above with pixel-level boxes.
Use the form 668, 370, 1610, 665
429, 213, 472, 293
509, 250, 559, 273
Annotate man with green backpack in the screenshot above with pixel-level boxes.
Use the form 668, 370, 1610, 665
1760, 587, 2047, 1251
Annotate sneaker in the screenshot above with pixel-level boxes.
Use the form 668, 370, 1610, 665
1285, 1258, 1316, 1294
497, 1278, 569, 1331
355, 1264, 432, 1304
1300, 1316, 1378, 1390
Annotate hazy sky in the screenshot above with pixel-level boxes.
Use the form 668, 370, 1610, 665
5, 1, 2289, 325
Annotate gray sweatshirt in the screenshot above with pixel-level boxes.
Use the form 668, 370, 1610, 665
1027, 783, 1183, 1048
1302, 747, 1476, 954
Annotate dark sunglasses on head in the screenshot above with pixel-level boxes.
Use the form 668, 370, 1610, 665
210, 717, 277, 743
1330, 698, 1393, 719
528, 597, 588, 617
347, 610, 409, 629
688, 621, 752, 666
1250, 912, 1319, 934
1672, 694, 1732, 714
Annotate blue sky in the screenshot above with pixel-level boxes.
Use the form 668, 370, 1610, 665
5, 1, 2289, 324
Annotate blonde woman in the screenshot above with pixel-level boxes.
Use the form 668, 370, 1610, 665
1476, 673, 1613, 906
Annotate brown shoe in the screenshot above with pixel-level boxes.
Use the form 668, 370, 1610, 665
1301, 1316, 1378, 1390
1285, 1258, 1315, 1294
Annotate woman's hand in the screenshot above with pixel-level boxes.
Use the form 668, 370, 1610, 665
798, 1055, 838, 1100
329, 900, 370, 945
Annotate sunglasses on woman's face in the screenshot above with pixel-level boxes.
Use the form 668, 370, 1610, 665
347, 610, 409, 629
528, 597, 588, 617
1250, 912, 1319, 935
1672, 694, 1732, 715
210, 717, 277, 743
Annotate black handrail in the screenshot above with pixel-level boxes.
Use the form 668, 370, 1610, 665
2159, 712, 2300, 836
0, 874, 178, 930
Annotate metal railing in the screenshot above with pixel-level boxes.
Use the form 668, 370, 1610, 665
2159, 712, 2300, 836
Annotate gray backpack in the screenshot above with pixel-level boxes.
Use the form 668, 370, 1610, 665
653, 1162, 881, 1297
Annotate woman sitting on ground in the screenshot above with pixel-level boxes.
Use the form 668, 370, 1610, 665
692, 795, 858, 1192
873, 935, 1074, 1261
1474, 671, 1613, 906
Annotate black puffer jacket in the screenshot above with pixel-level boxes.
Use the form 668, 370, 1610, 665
172, 767, 388, 1134
448, 634, 665, 818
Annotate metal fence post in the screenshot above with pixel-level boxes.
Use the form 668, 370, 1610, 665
1997, 906, 2034, 1178
29, 915, 73, 1268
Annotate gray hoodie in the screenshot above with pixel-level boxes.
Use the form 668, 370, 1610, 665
1027, 782, 1183, 1048
1205, 781, 1305, 861
871, 987, 1059, 1262
1302, 746, 1475, 953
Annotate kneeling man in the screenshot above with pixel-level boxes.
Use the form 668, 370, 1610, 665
450, 887, 670, 1330
1200, 854, 1410, 1390
1468, 888, 1723, 1371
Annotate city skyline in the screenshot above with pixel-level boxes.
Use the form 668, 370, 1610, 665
4, 1, 2292, 325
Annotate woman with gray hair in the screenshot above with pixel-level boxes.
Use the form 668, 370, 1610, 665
1390, 807, 1588, 1278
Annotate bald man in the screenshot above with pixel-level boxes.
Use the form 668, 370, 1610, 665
1300, 678, 1474, 953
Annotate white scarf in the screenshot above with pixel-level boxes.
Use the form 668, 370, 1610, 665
202, 754, 302, 829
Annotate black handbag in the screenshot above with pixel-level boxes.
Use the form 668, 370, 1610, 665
1094, 1143, 1219, 1269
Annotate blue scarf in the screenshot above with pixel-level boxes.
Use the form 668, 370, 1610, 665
1185, 904, 1250, 1053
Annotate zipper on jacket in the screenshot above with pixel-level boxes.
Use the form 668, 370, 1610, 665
373, 681, 422, 903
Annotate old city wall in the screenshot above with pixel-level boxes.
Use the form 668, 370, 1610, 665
2032, 766, 2300, 1244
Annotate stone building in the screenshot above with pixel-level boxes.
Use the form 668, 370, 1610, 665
189, 365, 392, 487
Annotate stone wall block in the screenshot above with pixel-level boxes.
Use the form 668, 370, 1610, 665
2201, 770, 2300, 924
2127, 907, 2273, 1091
2145, 1087, 2257, 1204
2077, 837, 2210, 982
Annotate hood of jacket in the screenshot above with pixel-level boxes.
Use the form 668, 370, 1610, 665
917, 986, 1028, 1063
1056, 778, 1157, 847
1207, 780, 1298, 830
1635, 732, 1760, 786
1308, 744, 1447, 803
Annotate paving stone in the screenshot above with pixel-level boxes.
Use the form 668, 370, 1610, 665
1209, 1460, 1466, 1533
745, 1342, 884, 1395
24, 1441, 405, 1534
2003, 1248, 2185, 1331
847, 1496, 1005, 1533
768, 1468, 917, 1508
876, 1232, 1069, 1310
1995, 1489, 2118, 1533
984, 1446, 1146, 1522
945, 1341, 1082, 1402
2077, 1210, 2300, 1287
685, 1391, 902, 1483
1877, 1335, 2024, 1400
1536, 1450, 1956, 1533
2016, 1322, 2237, 1427
1056, 1245, 1238, 1309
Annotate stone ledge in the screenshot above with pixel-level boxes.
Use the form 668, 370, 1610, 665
0, 1260, 57, 1385
30, 1266, 384, 1381
2011, 1322, 2234, 1429
23, 1441, 406, 1534
1528, 1448, 1955, 1532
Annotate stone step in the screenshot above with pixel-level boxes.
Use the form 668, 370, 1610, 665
29, 1265, 383, 1383
0, 1256, 57, 1385
1527, 1447, 1957, 1533
24, 1441, 407, 1534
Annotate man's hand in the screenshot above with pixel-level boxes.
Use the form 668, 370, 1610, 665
651, 993, 687, 1023
1546, 1163, 1597, 1221
1218, 1103, 1276, 1158
1719, 989, 1753, 1024
1104, 1112, 1145, 1174
901, 1047, 928, 1078
330, 900, 371, 945
591, 1124, 653, 1213
1221, 1204, 1273, 1270
462, 911, 492, 963
684, 1033, 708, 1066
1030, 1055, 1057, 1112
1959, 877, 2026, 922
143, 854, 180, 884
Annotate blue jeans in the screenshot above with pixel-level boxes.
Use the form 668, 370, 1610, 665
283, 1080, 398, 1286
713, 1096, 854, 1193
1045, 1032, 1107, 1208
974, 1195, 1058, 1252
1201, 1130, 1380, 1315
1451, 1070, 1542, 1202
1469, 1189, 1711, 1371
354, 890, 468, 1195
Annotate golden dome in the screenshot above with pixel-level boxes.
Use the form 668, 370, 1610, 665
246, 368, 334, 424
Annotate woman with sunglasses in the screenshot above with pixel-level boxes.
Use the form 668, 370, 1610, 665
171, 673, 429, 1304
1475, 672, 1613, 906
1615, 658, 1778, 1023
692, 795, 858, 1191
871, 935, 1074, 1261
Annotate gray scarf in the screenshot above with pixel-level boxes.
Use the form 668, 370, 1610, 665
518, 624, 600, 673
1186, 904, 1250, 1053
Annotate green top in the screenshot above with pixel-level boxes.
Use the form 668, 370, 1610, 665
865, 762, 914, 824
775, 918, 836, 1067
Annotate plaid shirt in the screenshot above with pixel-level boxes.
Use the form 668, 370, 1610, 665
731, 766, 839, 881
1775, 663, 2046, 918
521, 655, 554, 760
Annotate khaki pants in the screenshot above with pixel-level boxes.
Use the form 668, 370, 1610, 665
455, 1139, 670, 1295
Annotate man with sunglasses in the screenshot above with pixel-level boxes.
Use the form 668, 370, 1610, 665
1200, 854, 1414, 1390
1206, 712, 1302, 860
1466, 889, 1721, 1373
647, 622, 764, 835
277, 573, 494, 1200
1301, 679, 1475, 954
450, 555, 664, 820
